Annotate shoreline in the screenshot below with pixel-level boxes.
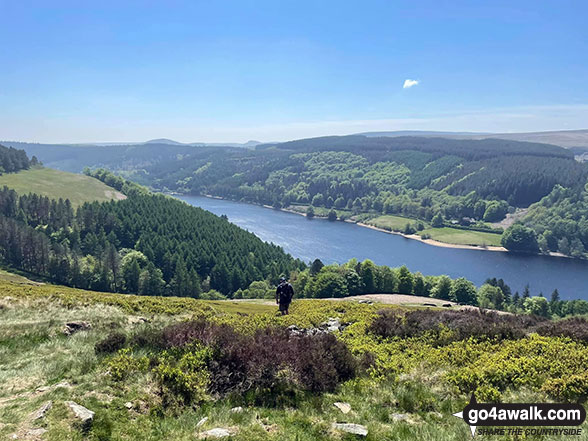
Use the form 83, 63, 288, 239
177, 193, 578, 260
199, 193, 508, 252
354, 222, 508, 252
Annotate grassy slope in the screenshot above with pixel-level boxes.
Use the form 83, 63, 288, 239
0, 168, 126, 207
1, 275, 587, 440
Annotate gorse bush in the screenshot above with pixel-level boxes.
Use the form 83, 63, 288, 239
541, 373, 588, 402
106, 348, 149, 381
154, 345, 212, 406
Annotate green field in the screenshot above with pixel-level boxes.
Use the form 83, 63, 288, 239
420, 227, 503, 247
0, 167, 125, 206
367, 215, 425, 231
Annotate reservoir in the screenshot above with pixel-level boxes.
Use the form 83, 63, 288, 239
179, 195, 588, 301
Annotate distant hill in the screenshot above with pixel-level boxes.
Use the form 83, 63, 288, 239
355, 129, 588, 148
0, 167, 126, 206
145, 138, 186, 145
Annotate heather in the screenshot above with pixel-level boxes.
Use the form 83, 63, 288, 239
1, 278, 588, 440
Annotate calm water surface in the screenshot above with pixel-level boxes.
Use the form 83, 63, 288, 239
178, 195, 588, 301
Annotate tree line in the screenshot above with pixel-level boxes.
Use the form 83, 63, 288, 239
0, 170, 303, 297
234, 258, 588, 319
0, 144, 36, 174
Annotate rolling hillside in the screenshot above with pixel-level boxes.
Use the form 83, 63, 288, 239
0, 167, 126, 207
1, 273, 588, 440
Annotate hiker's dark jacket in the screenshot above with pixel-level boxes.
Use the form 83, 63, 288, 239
276, 282, 294, 304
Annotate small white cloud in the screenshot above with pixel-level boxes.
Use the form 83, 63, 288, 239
403, 79, 419, 89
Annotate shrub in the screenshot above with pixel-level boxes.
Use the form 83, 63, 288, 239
158, 320, 357, 398
542, 373, 588, 402
106, 348, 149, 381
369, 308, 544, 343
155, 346, 212, 406
95, 332, 127, 355
534, 317, 588, 343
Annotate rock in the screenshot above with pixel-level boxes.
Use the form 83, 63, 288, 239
63, 321, 91, 336
260, 423, 278, 433
66, 401, 94, 431
196, 417, 208, 428
198, 427, 238, 439
26, 428, 47, 437
323, 317, 342, 332
442, 303, 453, 308
390, 412, 419, 424
358, 299, 373, 304
333, 402, 351, 414
31, 401, 52, 420
332, 423, 368, 436
128, 316, 150, 325
124, 402, 133, 409
230, 406, 243, 413
35, 381, 71, 393
391, 413, 409, 421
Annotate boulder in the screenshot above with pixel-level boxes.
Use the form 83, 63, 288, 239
66, 401, 94, 431
63, 322, 91, 336
31, 401, 52, 420
333, 402, 351, 414
198, 427, 238, 439
332, 423, 368, 436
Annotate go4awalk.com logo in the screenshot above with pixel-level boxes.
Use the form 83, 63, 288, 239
453, 395, 586, 437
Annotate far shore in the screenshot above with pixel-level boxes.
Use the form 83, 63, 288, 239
173, 192, 577, 259
354, 222, 508, 252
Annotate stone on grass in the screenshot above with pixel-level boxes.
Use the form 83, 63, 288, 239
26, 428, 47, 437
230, 406, 243, 413
391, 413, 409, 421
196, 417, 208, 427
63, 321, 91, 336
333, 402, 351, 414
66, 401, 94, 431
124, 402, 133, 409
31, 401, 52, 420
198, 427, 238, 439
332, 423, 368, 436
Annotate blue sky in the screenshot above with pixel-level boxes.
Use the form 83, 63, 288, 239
1, 0, 587, 143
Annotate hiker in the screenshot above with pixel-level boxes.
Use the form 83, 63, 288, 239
276, 276, 294, 315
